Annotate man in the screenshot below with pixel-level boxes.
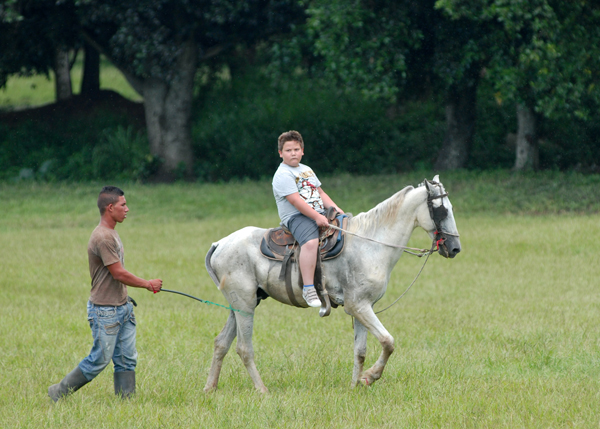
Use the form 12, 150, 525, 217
48, 186, 162, 402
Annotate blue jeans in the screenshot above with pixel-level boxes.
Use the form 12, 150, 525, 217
78, 300, 138, 381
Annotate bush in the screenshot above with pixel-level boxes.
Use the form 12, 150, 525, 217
192, 73, 445, 182
0, 111, 154, 181
92, 126, 157, 181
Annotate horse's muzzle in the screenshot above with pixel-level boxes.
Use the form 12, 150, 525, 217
438, 236, 461, 258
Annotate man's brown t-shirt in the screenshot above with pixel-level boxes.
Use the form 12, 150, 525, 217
88, 225, 127, 306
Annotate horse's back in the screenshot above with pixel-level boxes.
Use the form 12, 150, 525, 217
208, 226, 268, 285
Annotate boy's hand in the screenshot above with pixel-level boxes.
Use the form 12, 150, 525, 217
315, 214, 329, 228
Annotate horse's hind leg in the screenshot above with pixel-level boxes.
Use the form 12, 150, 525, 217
351, 319, 368, 388
234, 311, 268, 393
204, 311, 237, 392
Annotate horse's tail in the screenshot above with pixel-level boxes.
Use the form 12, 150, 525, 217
205, 243, 220, 287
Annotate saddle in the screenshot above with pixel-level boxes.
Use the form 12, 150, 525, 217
260, 208, 350, 315
260, 213, 349, 262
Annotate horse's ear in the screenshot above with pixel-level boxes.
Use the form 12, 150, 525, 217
424, 179, 431, 192
433, 174, 440, 183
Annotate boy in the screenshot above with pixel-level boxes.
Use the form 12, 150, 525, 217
272, 131, 344, 307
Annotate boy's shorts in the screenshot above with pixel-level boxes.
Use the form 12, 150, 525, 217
287, 213, 320, 246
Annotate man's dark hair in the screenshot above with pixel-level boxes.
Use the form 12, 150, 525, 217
98, 186, 125, 215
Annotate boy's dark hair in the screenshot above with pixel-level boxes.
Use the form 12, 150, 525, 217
278, 130, 304, 152
98, 186, 125, 215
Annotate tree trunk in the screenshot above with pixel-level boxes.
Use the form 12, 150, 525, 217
513, 104, 539, 171
80, 42, 100, 100
434, 81, 478, 170
53, 48, 72, 101
143, 40, 197, 181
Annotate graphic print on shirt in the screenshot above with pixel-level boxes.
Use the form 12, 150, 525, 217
295, 170, 324, 211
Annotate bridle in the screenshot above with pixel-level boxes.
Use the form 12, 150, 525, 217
424, 179, 459, 254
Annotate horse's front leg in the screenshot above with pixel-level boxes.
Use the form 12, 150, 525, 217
348, 304, 395, 387
351, 318, 368, 388
204, 310, 237, 392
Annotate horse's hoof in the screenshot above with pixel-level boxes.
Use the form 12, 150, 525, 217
359, 377, 372, 387
203, 385, 217, 393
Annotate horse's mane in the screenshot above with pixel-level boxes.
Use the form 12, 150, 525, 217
351, 186, 415, 234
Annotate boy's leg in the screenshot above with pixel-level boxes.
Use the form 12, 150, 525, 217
288, 214, 322, 308
298, 238, 319, 285
299, 238, 321, 307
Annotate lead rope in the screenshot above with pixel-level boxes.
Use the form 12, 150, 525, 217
159, 288, 252, 316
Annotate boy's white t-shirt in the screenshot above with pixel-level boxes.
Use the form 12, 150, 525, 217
272, 162, 325, 227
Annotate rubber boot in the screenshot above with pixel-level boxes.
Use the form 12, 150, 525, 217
114, 371, 135, 399
48, 366, 90, 402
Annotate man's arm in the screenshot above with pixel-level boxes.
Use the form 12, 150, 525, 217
107, 262, 162, 293
317, 188, 344, 214
285, 193, 330, 227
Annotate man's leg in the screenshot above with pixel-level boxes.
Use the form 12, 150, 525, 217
49, 302, 117, 402
112, 302, 137, 398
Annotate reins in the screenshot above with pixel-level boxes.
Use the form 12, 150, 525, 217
328, 223, 437, 314
334, 180, 459, 314
375, 241, 435, 314
327, 224, 432, 257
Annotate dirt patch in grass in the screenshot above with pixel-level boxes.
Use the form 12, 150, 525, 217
0, 89, 145, 129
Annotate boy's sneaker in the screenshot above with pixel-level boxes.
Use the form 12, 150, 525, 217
302, 286, 321, 308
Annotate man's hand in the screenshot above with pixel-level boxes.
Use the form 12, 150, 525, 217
148, 279, 163, 293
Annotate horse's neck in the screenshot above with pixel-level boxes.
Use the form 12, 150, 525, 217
351, 185, 423, 249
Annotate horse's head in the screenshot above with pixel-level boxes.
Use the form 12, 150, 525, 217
421, 175, 461, 258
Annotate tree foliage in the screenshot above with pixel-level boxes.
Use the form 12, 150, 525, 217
436, 0, 600, 121
0, 0, 79, 88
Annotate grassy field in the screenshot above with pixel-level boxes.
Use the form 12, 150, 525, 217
1, 171, 600, 428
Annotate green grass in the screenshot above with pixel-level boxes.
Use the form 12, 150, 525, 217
0, 57, 141, 109
1, 172, 600, 427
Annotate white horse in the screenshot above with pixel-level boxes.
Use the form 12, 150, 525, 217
204, 175, 461, 393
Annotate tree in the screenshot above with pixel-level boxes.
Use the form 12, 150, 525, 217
436, 0, 600, 170
77, 0, 303, 181
80, 41, 100, 100
0, 0, 79, 101
306, 0, 496, 170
